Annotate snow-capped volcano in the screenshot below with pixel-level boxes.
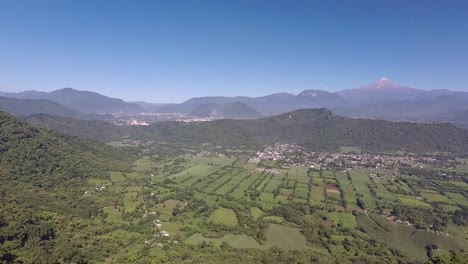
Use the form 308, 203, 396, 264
337, 78, 424, 105
376, 77, 391, 88
348, 78, 417, 91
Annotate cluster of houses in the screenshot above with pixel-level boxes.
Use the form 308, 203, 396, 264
143, 219, 180, 246
256, 143, 306, 162
254, 142, 447, 172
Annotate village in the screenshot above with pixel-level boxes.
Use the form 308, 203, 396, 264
254, 143, 454, 172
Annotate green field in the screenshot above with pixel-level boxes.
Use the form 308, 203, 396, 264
310, 185, 325, 206
123, 191, 140, 212
263, 216, 284, 223
419, 189, 454, 204
250, 207, 263, 219
110, 171, 127, 183
264, 224, 307, 250
446, 192, 468, 207
185, 233, 262, 249
103, 207, 123, 223
208, 207, 239, 227
349, 170, 376, 210
397, 194, 431, 208
328, 212, 357, 229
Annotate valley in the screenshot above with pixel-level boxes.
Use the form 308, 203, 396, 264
1, 110, 467, 263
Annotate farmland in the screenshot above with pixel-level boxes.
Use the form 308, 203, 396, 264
75, 152, 468, 263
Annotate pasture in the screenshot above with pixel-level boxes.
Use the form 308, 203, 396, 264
208, 208, 239, 227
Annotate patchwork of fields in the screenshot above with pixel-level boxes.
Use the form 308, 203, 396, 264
88, 154, 467, 262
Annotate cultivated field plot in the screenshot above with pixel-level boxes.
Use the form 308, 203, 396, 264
191, 156, 237, 166
110, 171, 127, 183
335, 171, 358, 208
445, 192, 468, 207
357, 213, 467, 260
349, 170, 376, 210
264, 224, 307, 250
328, 212, 357, 229
208, 207, 239, 227
287, 166, 309, 183
310, 185, 325, 206
418, 189, 454, 204
186, 234, 262, 249
233, 157, 249, 167
374, 183, 398, 203
396, 194, 431, 208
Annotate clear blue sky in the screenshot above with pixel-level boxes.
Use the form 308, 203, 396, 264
1, 0, 467, 102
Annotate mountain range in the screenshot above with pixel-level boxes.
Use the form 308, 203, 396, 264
155, 90, 347, 115
1, 78, 468, 125
0, 88, 144, 114
0, 96, 79, 117
152, 78, 468, 125
189, 102, 260, 118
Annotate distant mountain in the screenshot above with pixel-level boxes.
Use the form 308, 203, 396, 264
131, 101, 168, 112
46, 88, 145, 114
297, 89, 347, 107
337, 78, 425, 105
0, 88, 145, 114
156, 96, 251, 113
333, 95, 468, 120
0, 96, 79, 117
3, 79, 468, 123
189, 101, 260, 118
157, 91, 345, 114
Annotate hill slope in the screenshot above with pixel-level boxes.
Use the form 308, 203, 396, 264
0, 111, 138, 262
141, 109, 468, 154
25, 114, 128, 142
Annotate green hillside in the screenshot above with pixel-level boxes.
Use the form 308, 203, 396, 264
142, 109, 468, 154
0, 112, 138, 263
26, 114, 129, 142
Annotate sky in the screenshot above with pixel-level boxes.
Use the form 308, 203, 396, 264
0, 0, 467, 103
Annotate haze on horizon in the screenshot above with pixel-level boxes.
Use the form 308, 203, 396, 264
1, 0, 467, 103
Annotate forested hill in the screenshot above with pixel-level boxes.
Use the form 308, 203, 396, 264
25, 113, 129, 142
141, 109, 468, 154
0, 111, 138, 262
25, 109, 468, 154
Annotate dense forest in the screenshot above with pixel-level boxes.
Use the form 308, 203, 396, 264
0, 112, 138, 263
